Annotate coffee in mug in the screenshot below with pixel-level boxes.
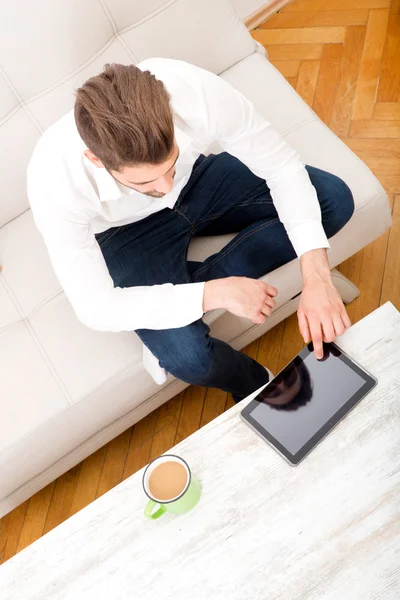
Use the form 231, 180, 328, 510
143, 454, 202, 520
148, 460, 188, 501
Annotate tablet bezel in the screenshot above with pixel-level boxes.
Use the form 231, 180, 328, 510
240, 342, 377, 466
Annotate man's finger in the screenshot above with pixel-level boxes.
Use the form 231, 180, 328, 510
261, 304, 273, 317
298, 309, 311, 344
341, 307, 352, 330
266, 284, 278, 297
308, 316, 324, 359
333, 313, 345, 337
263, 295, 276, 309
321, 316, 336, 343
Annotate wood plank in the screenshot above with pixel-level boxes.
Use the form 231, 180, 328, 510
122, 411, 159, 478
252, 26, 346, 45
260, 9, 369, 28
331, 26, 366, 136
149, 393, 183, 461
277, 313, 305, 372
285, 76, 298, 88
271, 60, 300, 77
377, 0, 400, 102
15, 485, 57, 554
174, 386, 206, 445
296, 60, 320, 106
337, 191, 392, 325
42, 464, 81, 535
257, 320, 286, 375
352, 9, 390, 120
265, 43, 324, 60
313, 44, 344, 126
285, 0, 391, 11
343, 138, 400, 152
342, 138, 400, 174
345, 229, 391, 324
0, 501, 29, 564
95, 429, 132, 499
350, 120, 400, 138
200, 388, 228, 428
374, 175, 400, 194
242, 338, 260, 361
380, 195, 400, 311
245, 0, 296, 31
63, 447, 107, 516
374, 102, 400, 120
337, 248, 365, 324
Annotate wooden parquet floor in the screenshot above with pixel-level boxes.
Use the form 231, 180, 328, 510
1, 0, 399, 564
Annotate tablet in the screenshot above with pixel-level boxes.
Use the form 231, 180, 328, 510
240, 342, 377, 466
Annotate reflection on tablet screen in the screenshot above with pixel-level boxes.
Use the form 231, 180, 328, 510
251, 343, 366, 455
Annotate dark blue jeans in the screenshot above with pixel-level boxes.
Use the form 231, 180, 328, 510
96, 153, 354, 402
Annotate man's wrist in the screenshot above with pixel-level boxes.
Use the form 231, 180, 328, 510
203, 279, 225, 312
300, 248, 332, 286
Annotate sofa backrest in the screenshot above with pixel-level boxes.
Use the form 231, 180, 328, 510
0, 0, 256, 228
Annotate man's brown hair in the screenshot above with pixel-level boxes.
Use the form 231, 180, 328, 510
74, 63, 174, 172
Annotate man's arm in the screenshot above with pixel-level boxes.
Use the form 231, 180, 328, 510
27, 183, 206, 332
298, 249, 351, 358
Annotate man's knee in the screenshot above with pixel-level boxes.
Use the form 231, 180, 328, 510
322, 174, 355, 238
335, 177, 355, 228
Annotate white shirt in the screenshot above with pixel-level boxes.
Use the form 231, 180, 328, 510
27, 57, 329, 384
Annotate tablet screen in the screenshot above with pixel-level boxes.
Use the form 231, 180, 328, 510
248, 345, 368, 456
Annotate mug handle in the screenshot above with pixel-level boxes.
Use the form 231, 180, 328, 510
145, 500, 167, 520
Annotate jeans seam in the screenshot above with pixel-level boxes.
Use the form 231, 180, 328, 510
194, 199, 273, 228
97, 226, 124, 248
193, 217, 280, 276
174, 206, 195, 231
182, 229, 194, 283
195, 213, 224, 225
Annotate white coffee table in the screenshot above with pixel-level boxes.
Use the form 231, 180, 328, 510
1, 302, 399, 599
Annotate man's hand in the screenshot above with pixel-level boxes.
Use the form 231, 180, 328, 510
203, 276, 278, 324
298, 248, 351, 359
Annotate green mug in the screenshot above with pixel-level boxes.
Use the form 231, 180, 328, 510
143, 454, 202, 520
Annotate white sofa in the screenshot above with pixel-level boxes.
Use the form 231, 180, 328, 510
0, 0, 391, 518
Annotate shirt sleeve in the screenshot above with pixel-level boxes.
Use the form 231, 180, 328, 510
150, 58, 330, 258
27, 165, 205, 333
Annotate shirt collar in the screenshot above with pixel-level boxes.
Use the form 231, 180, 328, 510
88, 125, 192, 203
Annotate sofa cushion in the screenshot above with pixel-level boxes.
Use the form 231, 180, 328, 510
0, 321, 69, 456
0, 210, 61, 316
29, 294, 144, 403
0, 278, 21, 330
0, 109, 40, 228
118, 0, 255, 73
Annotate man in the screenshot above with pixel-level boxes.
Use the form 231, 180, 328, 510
27, 58, 354, 403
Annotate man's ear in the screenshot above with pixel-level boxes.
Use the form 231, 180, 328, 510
84, 149, 104, 168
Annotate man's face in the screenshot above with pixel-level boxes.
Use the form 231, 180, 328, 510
84, 142, 179, 198
262, 365, 303, 407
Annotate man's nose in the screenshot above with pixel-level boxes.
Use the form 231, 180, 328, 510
155, 174, 174, 194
